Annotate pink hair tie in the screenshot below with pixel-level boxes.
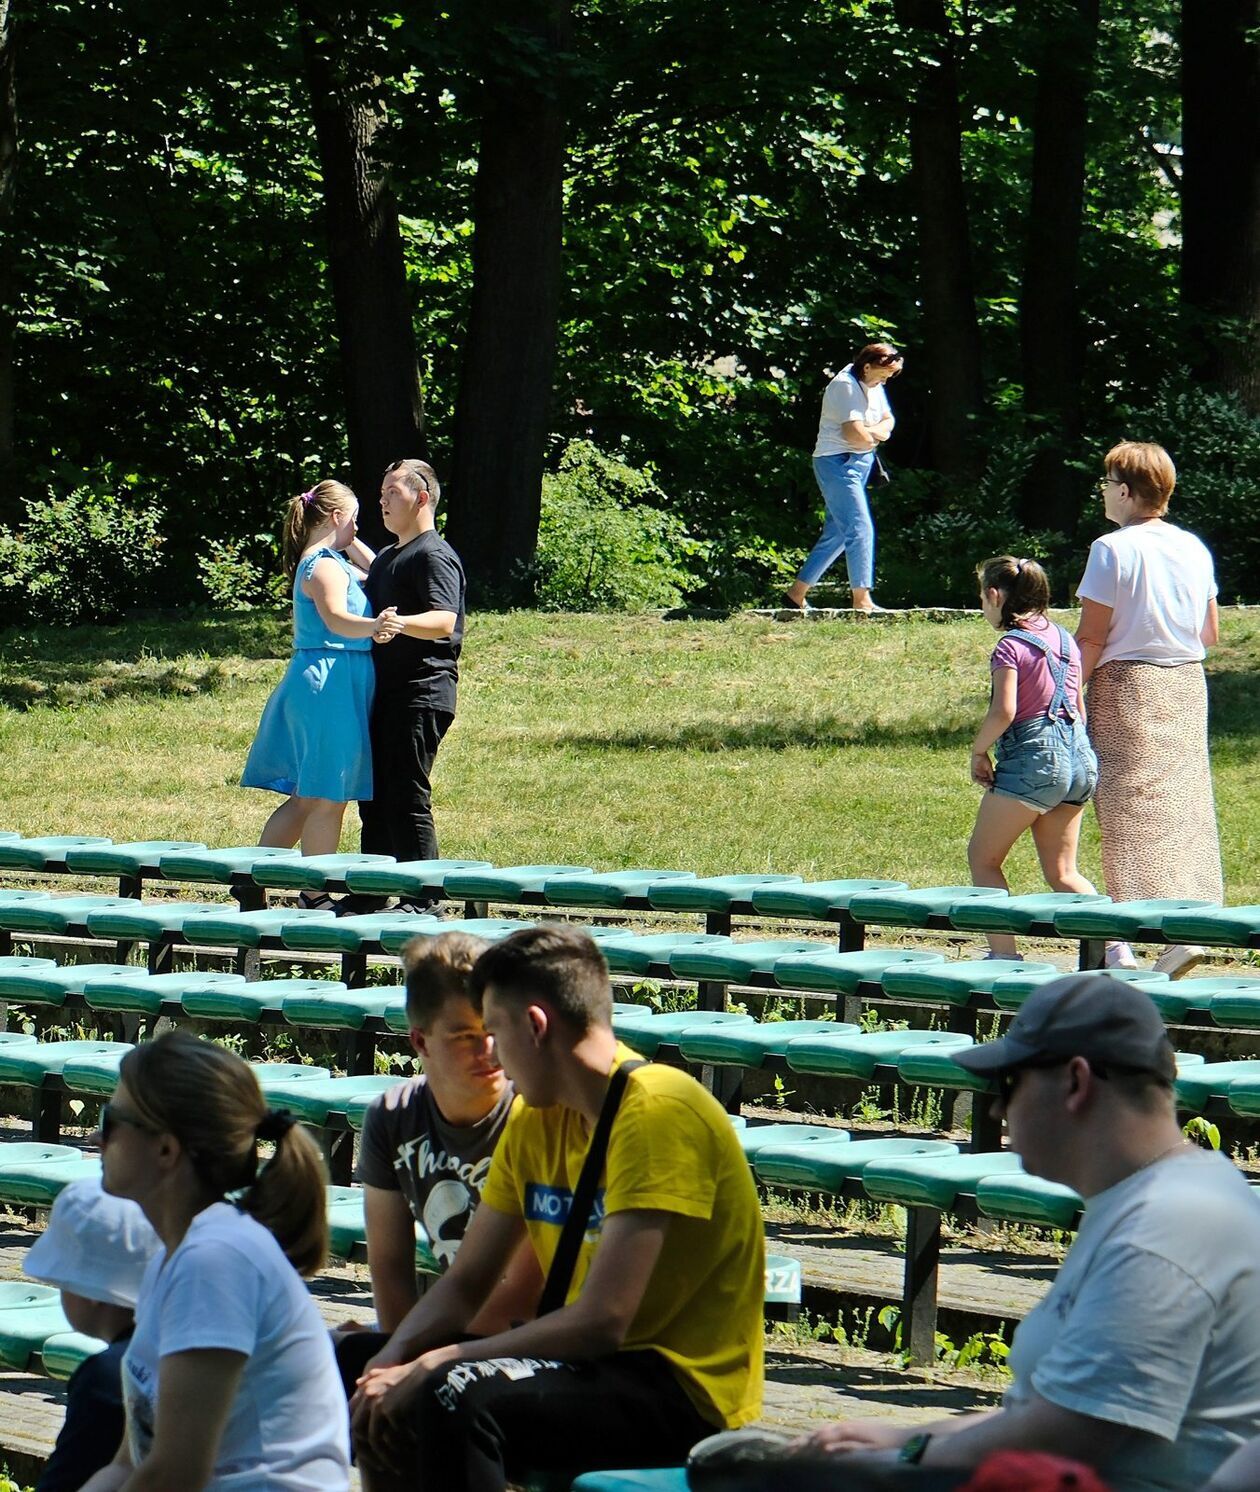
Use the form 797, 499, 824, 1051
299, 488, 317, 507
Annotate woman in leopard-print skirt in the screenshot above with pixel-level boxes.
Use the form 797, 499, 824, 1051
1075, 441, 1222, 975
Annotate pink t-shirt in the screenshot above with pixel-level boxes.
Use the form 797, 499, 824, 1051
990, 616, 1083, 724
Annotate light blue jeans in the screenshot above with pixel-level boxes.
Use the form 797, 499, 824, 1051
797, 452, 876, 589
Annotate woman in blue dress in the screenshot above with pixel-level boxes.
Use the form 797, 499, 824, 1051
242, 481, 401, 876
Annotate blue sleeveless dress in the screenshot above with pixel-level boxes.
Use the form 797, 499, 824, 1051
241, 548, 375, 802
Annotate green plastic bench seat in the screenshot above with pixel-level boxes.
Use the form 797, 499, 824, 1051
0, 1283, 73, 1369
259, 1074, 397, 1124
540, 871, 696, 908
442, 866, 593, 900
862, 1150, 1024, 1208
991, 966, 1166, 1011
182, 978, 349, 1021
0, 1152, 101, 1205
945, 892, 1111, 934
1207, 980, 1260, 1027
0, 831, 19, 841
0, 892, 54, 910
0, 956, 56, 987
182, 907, 338, 948
571, 1470, 689, 1491
676, 1019, 859, 1067
753, 1137, 958, 1191
0, 1039, 131, 1085
62, 1048, 131, 1095
377, 918, 531, 956
737, 1123, 851, 1161
0, 1031, 38, 1049
64, 841, 207, 876
1160, 905, 1260, 948
1053, 897, 1218, 939
1225, 1080, 1260, 1118
283, 986, 406, 1031
880, 958, 1057, 1005
748, 879, 908, 919
770, 948, 945, 995
784, 1029, 973, 1079
83, 901, 228, 940
764, 1253, 802, 1306
595, 933, 732, 977
611, 1001, 651, 1016
278, 913, 441, 953
0, 836, 111, 870
847, 885, 1007, 927
0, 964, 138, 1008
0, 895, 139, 934
82, 970, 246, 1016
327, 1185, 367, 1258
251, 854, 396, 891
646, 874, 803, 913
611, 1010, 754, 1059
41, 1330, 107, 1380
1176, 1060, 1260, 1114
0, 1141, 90, 1169
975, 1173, 1081, 1229
342, 859, 493, 897
896, 1044, 995, 1093
667, 938, 830, 983
157, 846, 305, 883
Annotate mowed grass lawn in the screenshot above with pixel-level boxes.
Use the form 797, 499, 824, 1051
2, 607, 1259, 902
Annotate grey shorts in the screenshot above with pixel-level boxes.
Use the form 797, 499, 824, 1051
992, 714, 1098, 814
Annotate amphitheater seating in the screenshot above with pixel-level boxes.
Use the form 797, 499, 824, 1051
570, 1473, 688, 1492
341, 858, 492, 902
1052, 896, 1221, 942
0, 1283, 78, 1370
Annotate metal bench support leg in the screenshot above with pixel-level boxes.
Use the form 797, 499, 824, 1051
696, 979, 727, 1014
341, 953, 368, 989
148, 938, 175, 976
33, 1088, 62, 1143
972, 1094, 1003, 1153
1078, 937, 1105, 971
902, 1205, 942, 1366
344, 1030, 379, 1078
837, 913, 865, 954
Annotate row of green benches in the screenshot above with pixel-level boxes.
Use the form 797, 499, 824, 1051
4, 835, 1260, 954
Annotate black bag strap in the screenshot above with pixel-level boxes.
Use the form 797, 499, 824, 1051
537, 1058, 645, 1317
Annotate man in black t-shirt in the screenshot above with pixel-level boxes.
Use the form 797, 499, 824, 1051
359, 459, 465, 876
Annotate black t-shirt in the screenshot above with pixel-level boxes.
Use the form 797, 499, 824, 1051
365, 529, 465, 708
36, 1335, 128, 1492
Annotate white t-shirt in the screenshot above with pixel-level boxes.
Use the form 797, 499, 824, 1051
813, 365, 893, 457
123, 1203, 350, 1491
1077, 521, 1217, 668
1004, 1149, 1260, 1490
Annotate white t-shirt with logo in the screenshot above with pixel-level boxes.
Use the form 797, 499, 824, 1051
123, 1203, 350, 1491
813, 365, 893, 457
1003, 1149, 1260, 1490
1077, 521, 1218, 668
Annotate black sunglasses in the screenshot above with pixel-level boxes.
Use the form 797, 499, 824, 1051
100, 1101, 156, 1142
997, 1056, 1153, 1105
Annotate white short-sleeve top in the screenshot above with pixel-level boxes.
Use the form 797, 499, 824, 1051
813, 366, 893, 458
1077, 521, 1218, 668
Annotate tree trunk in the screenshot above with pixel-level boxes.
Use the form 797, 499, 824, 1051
296, 2, 424, 546
892, 0, 984, 477
445, 0, 570, 599
1017, 0, 1100, 537
0, 0, 18, 520
1181, 0, 1260, 414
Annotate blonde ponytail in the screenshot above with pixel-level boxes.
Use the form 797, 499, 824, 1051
280, 479, 356, 578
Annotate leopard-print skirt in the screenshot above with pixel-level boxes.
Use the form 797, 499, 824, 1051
1086, 660, 1223, 903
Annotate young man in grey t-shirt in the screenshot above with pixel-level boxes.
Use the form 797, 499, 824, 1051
336, 932, 540, 1391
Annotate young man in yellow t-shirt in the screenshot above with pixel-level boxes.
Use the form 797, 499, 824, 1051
350, 925, 765, 1492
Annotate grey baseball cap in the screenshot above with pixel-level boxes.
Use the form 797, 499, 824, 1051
952, 973, 1176, 1082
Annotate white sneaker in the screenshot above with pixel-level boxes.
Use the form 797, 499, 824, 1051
1152, 945, 1206, 980
1104, 941, 1139, 970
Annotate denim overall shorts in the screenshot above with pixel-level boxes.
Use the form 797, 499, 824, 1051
992, 624, 1099, 814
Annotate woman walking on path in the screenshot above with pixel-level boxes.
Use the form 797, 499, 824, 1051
784, 342, 902, 614
1075, 442, 1223, 976
83, 1031, 350, 1491
241, 481, 401, 882
968, 557, 1099, 960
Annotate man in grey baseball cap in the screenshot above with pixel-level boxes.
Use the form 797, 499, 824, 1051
783, 973, 1260, 1489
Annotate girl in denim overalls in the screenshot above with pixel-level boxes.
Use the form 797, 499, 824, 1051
968, 556, 1100, 959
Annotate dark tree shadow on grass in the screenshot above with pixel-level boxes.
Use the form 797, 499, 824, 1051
560, 718, 978, 752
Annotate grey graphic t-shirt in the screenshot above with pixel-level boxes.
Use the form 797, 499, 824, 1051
356, 1075, 516, 1269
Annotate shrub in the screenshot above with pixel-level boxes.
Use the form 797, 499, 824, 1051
0, 481, 166, 625
198, 536, 287, 612
528, 440, 704, 611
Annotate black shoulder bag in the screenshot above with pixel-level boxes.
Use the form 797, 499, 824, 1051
536, 1059, 645, 1316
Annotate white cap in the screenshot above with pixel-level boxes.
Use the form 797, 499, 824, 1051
25, 1177, 160, 1309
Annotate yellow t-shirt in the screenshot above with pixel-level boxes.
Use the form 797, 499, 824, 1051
480, 1046, 765, 1429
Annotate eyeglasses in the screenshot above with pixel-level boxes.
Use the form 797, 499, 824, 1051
99, 1102, 156, 1143
1098, 475, 1125, 491
997, 1056, 1155, 1106
876, 354, 902, 366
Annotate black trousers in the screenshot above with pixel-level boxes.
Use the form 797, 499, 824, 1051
403, 1347, 713, 1492
359, 692, 454, 864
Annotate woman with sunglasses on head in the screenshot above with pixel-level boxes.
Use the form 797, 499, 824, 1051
240, 480, 403, 893
1075, 442, 1222, 976
784, 342, 903, 615
82, 1032, 350, 1492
